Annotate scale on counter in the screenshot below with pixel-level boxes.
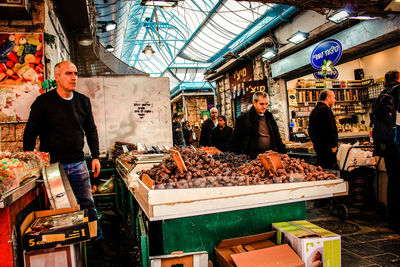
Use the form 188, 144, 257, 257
292, 132, 310, 142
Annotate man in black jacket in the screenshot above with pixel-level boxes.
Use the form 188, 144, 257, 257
372, 70, 400, 231
172, 113, 185, 146
308, 89, 338, 169
199, 107, 218, 147
210, 115, 233, 152
232, 91, 286, 158
23, 61, 115, 258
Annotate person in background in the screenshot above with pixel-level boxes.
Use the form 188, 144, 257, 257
172, 113, 185, 146
199, 107, 218, 147
192, 122, 201, 147
308, 89, 338, 169
183, 121, 194, 146
210, 115, 233, 152
23, 61, 116, 258
372, 70, 400, 231
232, 91, 286, 158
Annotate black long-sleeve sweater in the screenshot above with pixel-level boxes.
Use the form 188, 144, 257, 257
23, 89, 99, 163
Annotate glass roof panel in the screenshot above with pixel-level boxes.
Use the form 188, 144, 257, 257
93, 0, 286, 89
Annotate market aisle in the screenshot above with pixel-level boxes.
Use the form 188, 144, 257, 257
86, 209, 141, 266
86, 201, 400, 266
308, 201, 400, 267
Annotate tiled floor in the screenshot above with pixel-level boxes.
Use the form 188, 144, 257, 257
308, 201, 400, 267
86, 200, 400, 266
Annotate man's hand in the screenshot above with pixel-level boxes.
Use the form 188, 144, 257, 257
92, 158, 101, 178
332, 147, 338, 153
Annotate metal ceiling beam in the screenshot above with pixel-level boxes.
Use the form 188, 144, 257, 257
207, 4, 287, 62
206, 5, 298, 72
160, 0, 226, 76
235, 0, 395, 15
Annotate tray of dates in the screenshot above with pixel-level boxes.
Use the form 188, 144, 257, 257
124, 148, 347, 221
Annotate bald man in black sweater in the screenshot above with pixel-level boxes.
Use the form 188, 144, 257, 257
23, 61, 115, 258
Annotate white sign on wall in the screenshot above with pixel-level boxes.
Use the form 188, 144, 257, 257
77, 76, 172, 154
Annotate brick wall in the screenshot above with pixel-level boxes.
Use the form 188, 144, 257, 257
184, 96, 209, 126
0, 0, 45, 32
0, 123, 26, 152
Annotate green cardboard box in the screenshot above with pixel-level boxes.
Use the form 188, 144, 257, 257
272, 220, 341, 267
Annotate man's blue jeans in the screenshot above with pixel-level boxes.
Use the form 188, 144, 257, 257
62, 161, 103, 241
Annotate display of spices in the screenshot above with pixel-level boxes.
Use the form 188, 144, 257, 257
142, 148, 337, 190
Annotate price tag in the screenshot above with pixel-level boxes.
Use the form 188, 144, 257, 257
141, 173, 154, 189
169, 149, 187, 173
258, 151, 283, 175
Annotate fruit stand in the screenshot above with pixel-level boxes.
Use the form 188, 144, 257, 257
0, 151, 50, 267
115, 148, 348, 265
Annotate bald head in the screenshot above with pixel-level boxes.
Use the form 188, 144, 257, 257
54, 61, 78, 97
54, 61, 76, 76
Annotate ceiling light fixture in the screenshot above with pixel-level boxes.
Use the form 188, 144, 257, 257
142, 44, 155, 55
105, 21, 117, 31
98, 21, 117, 32
141, 0, 179, 7
223, 52, 239, 59
348, 14, 378, 20
262, 48, 278, 60
106, 45, 114, 52
328, 10, 350, 23
287, 31, 309, 45
204, 69, 216, 75
78, 36, 93, 46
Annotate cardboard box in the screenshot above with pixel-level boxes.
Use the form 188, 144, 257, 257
272, 220, 341, 267
215, 231, 304, 267
149, 251, 210, 267
20, 207, 97, 252
24, 243, 83, 267
231, 244, 304, 267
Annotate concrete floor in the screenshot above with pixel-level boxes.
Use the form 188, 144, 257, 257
86, 200, 400, 266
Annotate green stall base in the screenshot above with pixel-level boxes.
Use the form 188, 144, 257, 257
146, 201, 306, 263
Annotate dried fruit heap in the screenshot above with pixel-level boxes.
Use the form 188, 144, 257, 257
141, 148, 337, 190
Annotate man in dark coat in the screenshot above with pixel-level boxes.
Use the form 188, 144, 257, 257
210, 115, 233, 152
232, 91, 286, 159
372, 70, 400, 231
308, 89, 338, 169
172, 113, 185, 146
199, 107, 218, 147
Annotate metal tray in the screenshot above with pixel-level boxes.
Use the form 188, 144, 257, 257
42, 163, 78, 209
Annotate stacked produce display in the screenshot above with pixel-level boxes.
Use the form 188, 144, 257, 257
140, 147, 338, 190
0, 151, 49, 195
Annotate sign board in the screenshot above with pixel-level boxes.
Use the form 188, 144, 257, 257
229, 61, 254, 91
77, 76, 172, 154
313, 67, 339, 80
311, 39, 343, 70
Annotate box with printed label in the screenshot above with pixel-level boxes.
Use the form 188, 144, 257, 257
20, 208, 97, 252
272, 220, 341, 267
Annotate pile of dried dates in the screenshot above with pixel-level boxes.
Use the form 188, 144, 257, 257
141, 148, 338, 190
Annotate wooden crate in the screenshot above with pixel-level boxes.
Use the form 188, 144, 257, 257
126, 164, 348, 221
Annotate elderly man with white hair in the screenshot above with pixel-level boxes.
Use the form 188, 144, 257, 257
199, 107, 218, 147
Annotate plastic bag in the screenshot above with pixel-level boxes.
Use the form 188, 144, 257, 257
97, 175, 115, 193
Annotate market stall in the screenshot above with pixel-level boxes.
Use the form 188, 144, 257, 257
115, 147, 348, 265
0, 151, 50, 267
